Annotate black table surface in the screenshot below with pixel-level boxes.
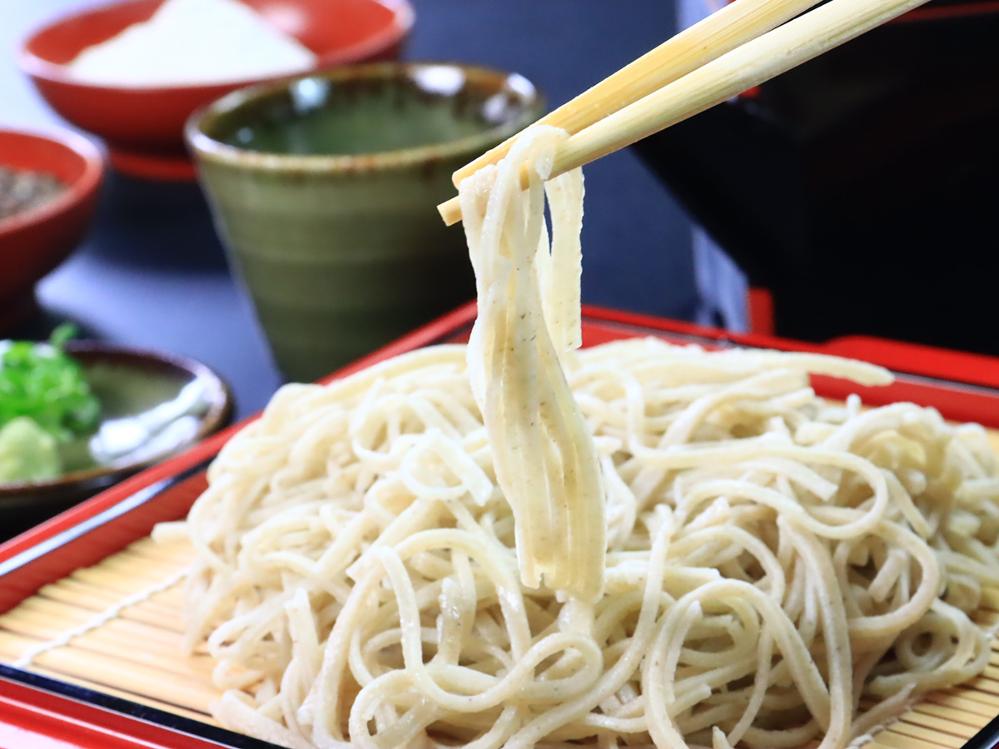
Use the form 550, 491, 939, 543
2, 0, 696, 420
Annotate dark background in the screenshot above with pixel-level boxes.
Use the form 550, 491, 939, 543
2, 0, 698, 419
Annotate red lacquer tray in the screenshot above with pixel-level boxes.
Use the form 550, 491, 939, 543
2, 303, 999, 749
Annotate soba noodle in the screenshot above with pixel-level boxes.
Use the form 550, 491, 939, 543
169, 128, 999, 749
462, 126, 603, 603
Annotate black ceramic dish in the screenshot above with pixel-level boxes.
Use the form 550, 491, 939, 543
0, 342, 232, 538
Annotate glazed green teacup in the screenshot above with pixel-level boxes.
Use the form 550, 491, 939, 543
187, 63, 543, 381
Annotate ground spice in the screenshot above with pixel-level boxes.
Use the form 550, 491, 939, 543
0, 166, 66, 221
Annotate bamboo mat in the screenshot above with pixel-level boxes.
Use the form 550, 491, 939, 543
3, 418, 999, 745
1, 537, 998, 748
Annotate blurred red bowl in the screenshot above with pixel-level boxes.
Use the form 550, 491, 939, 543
0, 129, 103, 330
19, 0, 415, 180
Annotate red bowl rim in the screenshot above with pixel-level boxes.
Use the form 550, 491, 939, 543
17, 0, 415, 93
0, 128, 104, 238
313, 0, 414, 70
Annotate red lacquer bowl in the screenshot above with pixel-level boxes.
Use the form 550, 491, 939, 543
0, 129, 104, 330
19, 0, 415, 180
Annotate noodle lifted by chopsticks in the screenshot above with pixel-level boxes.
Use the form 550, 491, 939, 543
461, 126, 604, 603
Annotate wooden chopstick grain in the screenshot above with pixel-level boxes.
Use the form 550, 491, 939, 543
438, 0, 931, 226
450, 0, 827, 188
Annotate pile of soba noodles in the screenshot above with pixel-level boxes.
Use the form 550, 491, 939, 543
169, 129, 999, 749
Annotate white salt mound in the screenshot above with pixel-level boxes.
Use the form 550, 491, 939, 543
68, 0, 317, 87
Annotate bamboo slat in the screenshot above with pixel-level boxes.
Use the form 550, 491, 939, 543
2, 525, 997, 747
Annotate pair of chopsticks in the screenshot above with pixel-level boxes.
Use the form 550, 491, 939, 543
437, 0, 930, 226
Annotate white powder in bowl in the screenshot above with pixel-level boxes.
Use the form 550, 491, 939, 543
68, 0, 318, 87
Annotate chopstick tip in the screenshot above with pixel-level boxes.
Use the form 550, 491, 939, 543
438, 196, 462, 226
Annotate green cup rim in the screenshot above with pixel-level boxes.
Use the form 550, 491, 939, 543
185, 61, 544, 174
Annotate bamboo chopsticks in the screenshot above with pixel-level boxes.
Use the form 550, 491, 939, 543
448, 0, 827, 189
436, 0, 931, 226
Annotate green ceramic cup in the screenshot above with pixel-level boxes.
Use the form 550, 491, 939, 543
186, 62, 543, 382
